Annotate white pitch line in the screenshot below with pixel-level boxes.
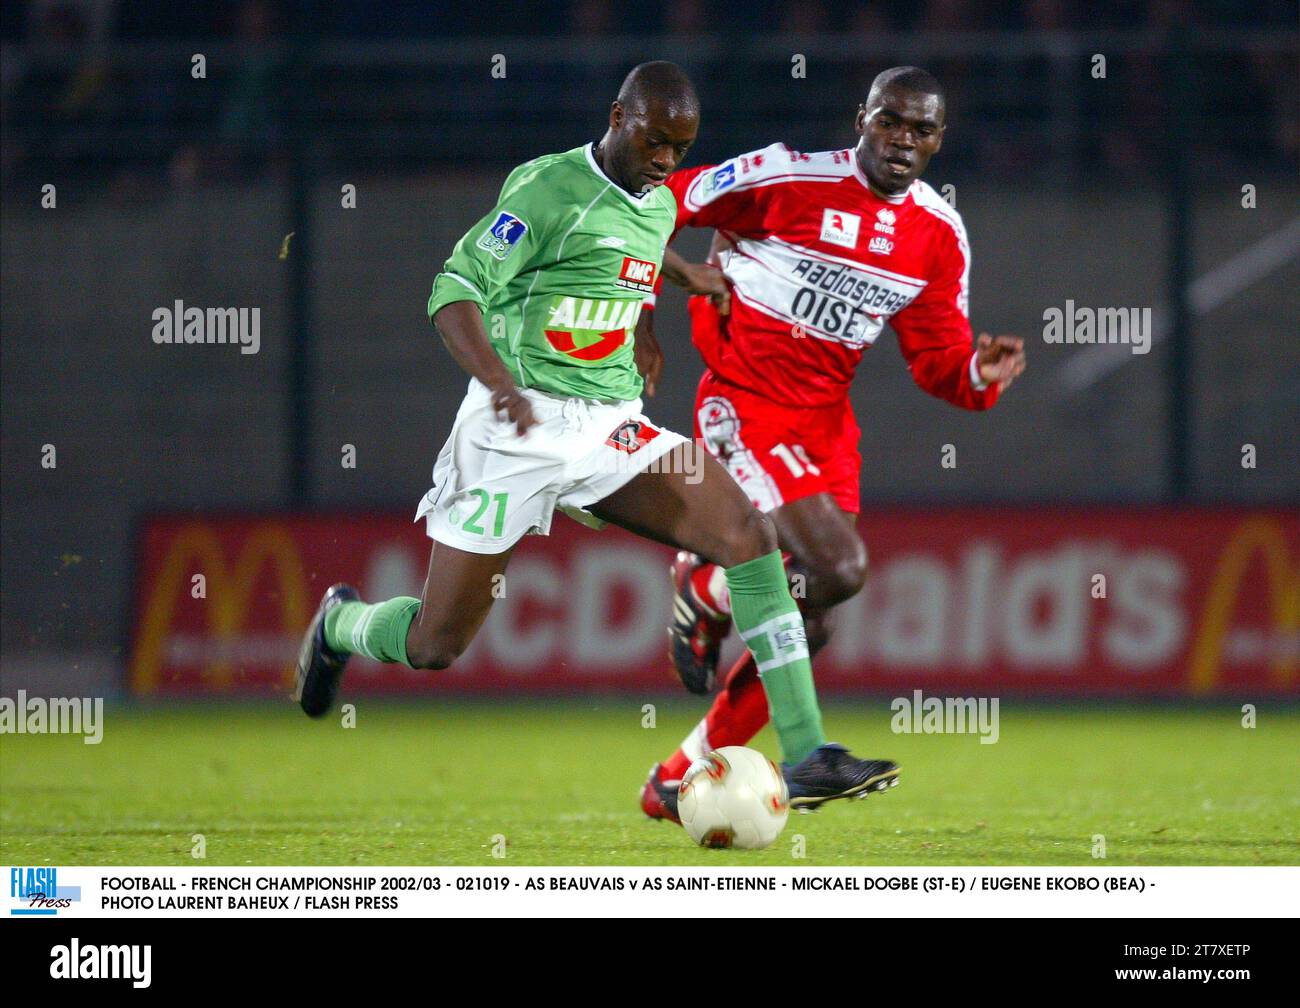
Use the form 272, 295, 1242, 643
1058, 215, 1300, 393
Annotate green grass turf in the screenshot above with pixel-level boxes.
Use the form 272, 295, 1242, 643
2, 700, 1297, 866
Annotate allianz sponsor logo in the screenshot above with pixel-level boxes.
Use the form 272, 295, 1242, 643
0, 691, 103, 744
545, 296, 641, 332
1043, 300, 1152, 354
151, 300, 260, 355
891, 689, 1000, 744
50, 939, 151, 988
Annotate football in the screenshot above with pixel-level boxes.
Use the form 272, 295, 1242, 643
677, 746, 790, 850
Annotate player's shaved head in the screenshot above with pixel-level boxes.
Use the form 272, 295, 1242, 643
853, 65, 948, 196
867, 65, 945, 112
596, 62, 699, 196
617, 61, 700, 120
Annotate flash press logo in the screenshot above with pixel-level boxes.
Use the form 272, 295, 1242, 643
10, 867, 81, 916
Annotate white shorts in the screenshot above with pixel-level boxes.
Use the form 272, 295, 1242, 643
415, 378, 688, 554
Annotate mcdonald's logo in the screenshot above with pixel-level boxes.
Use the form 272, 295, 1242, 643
1189, 515, 1299, 694
129, 522, 310, 694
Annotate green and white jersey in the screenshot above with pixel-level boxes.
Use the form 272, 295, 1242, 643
428, 144, 676, 402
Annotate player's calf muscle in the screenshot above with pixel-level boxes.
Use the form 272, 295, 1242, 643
404, 593, 496, 670
402, 543, 508, 670
403, 628, 465, 671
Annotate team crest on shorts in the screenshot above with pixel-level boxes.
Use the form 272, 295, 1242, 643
698, 395, 739, 450
605, 419, 661, 453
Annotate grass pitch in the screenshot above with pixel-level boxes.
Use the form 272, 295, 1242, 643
2, 700, 1296, 866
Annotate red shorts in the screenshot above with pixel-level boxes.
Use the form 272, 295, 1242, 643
692, 370, 861, 515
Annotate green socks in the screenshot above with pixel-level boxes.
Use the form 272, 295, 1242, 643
726, 550, 826, 764
324, 597, 421, 666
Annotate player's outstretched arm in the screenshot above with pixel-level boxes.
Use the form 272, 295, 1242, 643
635, 246, 731, 396
432, 300, 537, 435
662, 247, 730, 314
632, 310, 664, 397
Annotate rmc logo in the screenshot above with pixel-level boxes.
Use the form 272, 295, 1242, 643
616, 256, 657, 293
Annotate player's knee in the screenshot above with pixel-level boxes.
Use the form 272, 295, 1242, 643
832, 547, 869, 600
723, 508, 779, 567
807, 543, 868, 606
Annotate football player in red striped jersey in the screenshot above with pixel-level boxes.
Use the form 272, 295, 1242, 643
638, 67, 1025, 822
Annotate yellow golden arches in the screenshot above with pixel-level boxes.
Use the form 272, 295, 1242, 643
129, 522, 311, 694
1189, 515, 1299, 694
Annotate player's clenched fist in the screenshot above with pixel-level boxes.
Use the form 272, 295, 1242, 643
680, 261, 731, 316
975, 332, 1026, 392
663, 249, 731, 316
490, 384, 538, 436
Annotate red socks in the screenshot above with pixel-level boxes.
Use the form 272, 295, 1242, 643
661, 651, 766, 779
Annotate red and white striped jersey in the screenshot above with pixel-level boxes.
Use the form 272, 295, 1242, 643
656, 143, 998, 410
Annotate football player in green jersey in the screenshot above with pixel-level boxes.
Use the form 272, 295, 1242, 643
294, 62, 898, 809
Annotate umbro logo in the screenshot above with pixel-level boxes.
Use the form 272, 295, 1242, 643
597, 236, 627, 248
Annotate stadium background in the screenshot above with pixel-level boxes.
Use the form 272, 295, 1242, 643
1, 0, 1297, 704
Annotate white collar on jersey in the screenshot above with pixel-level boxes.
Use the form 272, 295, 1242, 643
584, 142, 656, 207
849, 152, 910, 204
